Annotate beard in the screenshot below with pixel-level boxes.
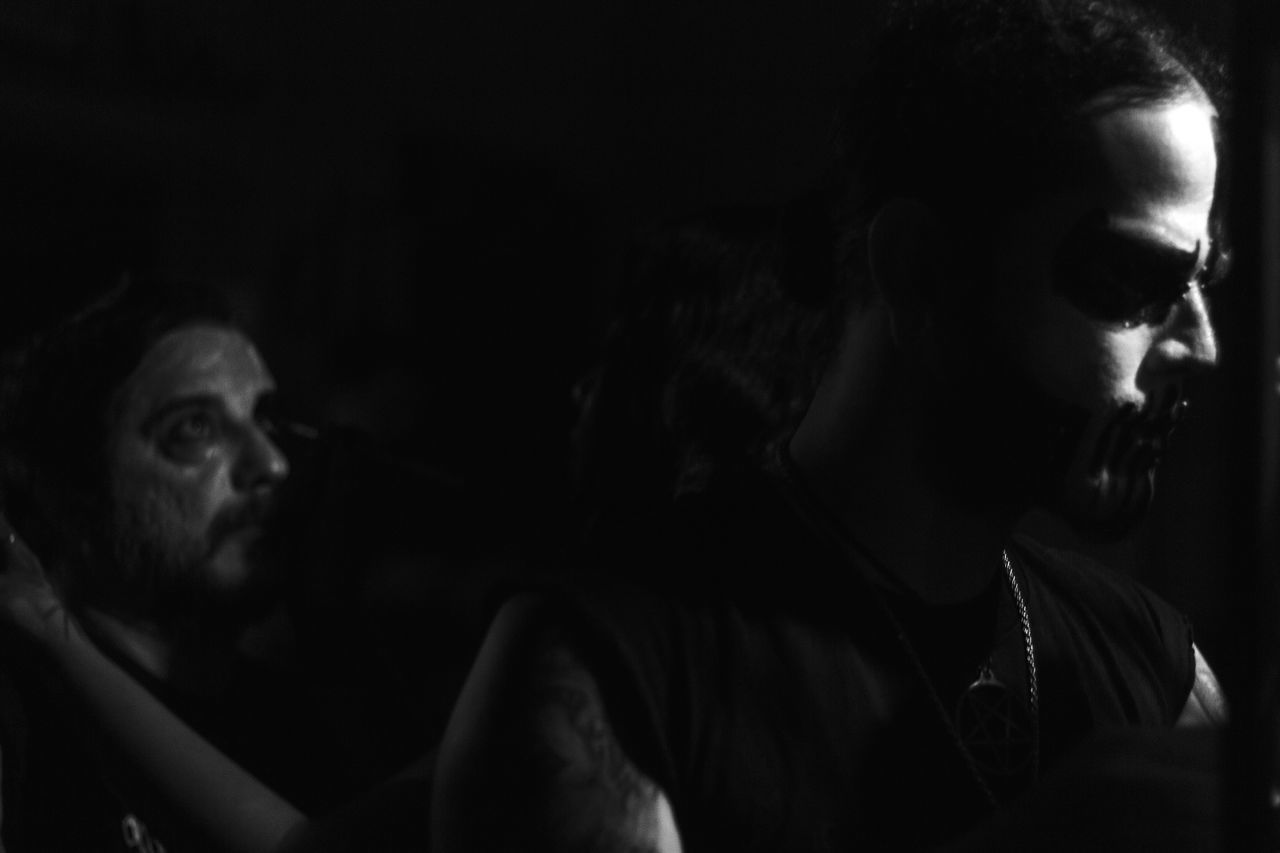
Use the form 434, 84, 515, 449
98, 495, 287, 630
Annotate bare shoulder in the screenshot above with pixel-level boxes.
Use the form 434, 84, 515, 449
433, 594, 683, 853
1175, 643, 1227, 727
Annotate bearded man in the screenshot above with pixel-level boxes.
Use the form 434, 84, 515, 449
432, 0, 1231, 850
0, 279, 303, 851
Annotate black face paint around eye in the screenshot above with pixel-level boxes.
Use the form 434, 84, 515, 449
1052, 211, 1205, 327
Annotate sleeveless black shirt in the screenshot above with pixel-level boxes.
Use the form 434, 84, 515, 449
541, 468, 1194, 851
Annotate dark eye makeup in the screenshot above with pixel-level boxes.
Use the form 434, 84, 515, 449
1053, 211, 1226, 328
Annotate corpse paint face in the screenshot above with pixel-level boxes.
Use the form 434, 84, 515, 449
104, 325, 290, 617
983, 94, 1220, 538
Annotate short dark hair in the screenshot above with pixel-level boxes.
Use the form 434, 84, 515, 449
0, 276, 239, 594
834, 0, 1228, 295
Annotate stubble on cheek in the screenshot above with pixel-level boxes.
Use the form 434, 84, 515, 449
107, 463, 211, 604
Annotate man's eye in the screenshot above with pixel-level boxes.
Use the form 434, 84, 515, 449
1123, 293, 1180, 329
1056, 257, 1190, 328
1053, 216, 1205, 328
165, 412, 217, 445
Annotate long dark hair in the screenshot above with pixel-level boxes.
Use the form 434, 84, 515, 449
0, 275, 239, 597
573, 199, 838, 518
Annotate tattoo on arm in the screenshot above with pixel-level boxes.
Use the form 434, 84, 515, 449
506, 639, 671, 853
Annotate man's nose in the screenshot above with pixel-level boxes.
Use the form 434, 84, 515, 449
232, 425, 291, 491
1153, 285, 1219, 374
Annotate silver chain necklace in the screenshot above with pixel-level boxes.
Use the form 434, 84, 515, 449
891, 550, 1040, 805
775, 457, 1040, 807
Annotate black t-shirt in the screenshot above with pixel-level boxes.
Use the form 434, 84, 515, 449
0, 655, 357, 853
538, 467, 1194, 851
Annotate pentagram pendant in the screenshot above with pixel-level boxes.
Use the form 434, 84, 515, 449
954, 663, 1036, 777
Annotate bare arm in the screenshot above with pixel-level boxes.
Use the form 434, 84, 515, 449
0, 520, 429, 853
33, 613, 305, 853
1175, 643, 1227, 727
941, 645, 1227, 850
432, 595, 682, 853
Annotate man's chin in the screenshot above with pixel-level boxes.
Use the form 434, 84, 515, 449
188, 543, 287, 623
1040, 388, 1184, 542
1048, 463, 1157, 543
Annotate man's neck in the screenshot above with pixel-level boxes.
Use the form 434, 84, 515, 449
77, 606, 238, 697
788, 310, 1021, 605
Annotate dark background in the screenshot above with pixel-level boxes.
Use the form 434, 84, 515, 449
0, 0, 1246, 679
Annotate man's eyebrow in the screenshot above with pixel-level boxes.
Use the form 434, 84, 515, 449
1097, 225, 1201, 269
139, 394, 225, 434
1070, 213, 1204, 281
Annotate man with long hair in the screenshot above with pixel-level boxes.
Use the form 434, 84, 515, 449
433, 1, 1231, 848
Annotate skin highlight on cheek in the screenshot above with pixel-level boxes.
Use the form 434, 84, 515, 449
1082, 326, 1149, 408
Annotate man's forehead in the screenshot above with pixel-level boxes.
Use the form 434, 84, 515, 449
119, 325, 275, 411
998, 95, 1220, 262
1083, 97, 1218, 234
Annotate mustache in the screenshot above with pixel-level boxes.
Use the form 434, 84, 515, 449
1079, 386, 1188, 538
1090, 385, 1187, 478
206, 497, 277, 548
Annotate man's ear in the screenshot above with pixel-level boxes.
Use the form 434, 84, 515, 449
867, 198, 945, 342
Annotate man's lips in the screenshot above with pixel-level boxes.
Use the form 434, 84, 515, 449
1071, 385, 1187, 531
1090, 385, 1187, 477
207, 499, 278, 555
